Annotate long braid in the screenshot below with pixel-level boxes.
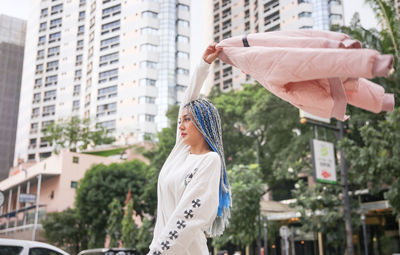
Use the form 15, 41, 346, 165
184, 98, 231, 237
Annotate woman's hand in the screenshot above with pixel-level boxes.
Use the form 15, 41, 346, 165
203, 42, 222, 64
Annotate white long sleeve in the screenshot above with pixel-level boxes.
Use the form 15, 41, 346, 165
147, 59, 217, 255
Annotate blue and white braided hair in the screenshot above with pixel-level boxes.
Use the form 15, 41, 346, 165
184, 98, 231, 237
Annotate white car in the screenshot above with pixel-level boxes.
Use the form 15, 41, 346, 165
0, 238, 69, 255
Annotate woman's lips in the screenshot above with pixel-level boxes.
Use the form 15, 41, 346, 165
181, 133, 187, 137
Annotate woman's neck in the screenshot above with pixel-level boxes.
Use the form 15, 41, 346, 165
190, 141, 211, 155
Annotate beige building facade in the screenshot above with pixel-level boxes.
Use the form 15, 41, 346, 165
0, 150, 121, 241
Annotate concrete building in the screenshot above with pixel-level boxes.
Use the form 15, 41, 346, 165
14, 0, 191, 165
211, 0, 344, 91
0, 15, 26, 181
0, 150, 121, 240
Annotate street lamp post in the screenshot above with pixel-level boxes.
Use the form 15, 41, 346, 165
361, 213, 368, 255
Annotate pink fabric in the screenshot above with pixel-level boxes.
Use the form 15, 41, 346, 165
215, 30, 395, 121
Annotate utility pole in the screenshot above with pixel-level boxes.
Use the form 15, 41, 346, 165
338, 122, 354, 255
301, 118, 354, 255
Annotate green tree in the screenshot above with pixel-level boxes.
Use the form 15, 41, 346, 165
122, 199, 138, 248
42, 116, 115, 153
136, 217, 153, 254
42, 208, 87, 255
213, 164, 264, 253
75, 160, 148, 248
107, 198, 123, 248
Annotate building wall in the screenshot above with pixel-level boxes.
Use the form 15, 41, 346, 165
14, 0, 191, 165
0, 15, 26, 181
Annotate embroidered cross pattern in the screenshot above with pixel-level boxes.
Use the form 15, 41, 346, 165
176, 219, 186, 229
184, 168, 198, 186
161, 240, 170, 250
153, 251, 161, 255
184, 209, 194, 219
169, 230, 178, 240
192, 198, 201, 208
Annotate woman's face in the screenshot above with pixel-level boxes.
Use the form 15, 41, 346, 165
178, 108, 205, 146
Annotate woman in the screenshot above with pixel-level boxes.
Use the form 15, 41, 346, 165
147, 43, 231, 255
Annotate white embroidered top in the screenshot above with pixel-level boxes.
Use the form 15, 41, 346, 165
147, 59, 222, 255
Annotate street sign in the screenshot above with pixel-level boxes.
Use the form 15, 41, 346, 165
19, 193, 36, 203
311, 139, 337, 184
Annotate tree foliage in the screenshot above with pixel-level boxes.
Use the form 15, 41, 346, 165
213, 164, 264, 248
42, 116, 115, 153
75, 160, 148, 248
107, 198, 123, 248
42, 208, 87, 255
122, 199, 139, 248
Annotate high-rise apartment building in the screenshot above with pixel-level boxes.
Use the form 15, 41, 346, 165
0, 15, 26, 180
212, 0, 344, 91
14, 0, 191, 163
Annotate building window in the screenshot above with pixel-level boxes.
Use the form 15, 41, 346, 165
176, 3, 190, 11
32, 108, 40, 118
40, 152, 52, 159
30, 122, 39, 133
75, 69, 82, 80
51, 3, 63, 15
298, 0, 311, 3
73, 85, 81, 96
176, 51, 189, 59
176, 19, 190, 27
71, 181, 78, 188
77, 39, 84, 50
79, 11, 86, 21
99, 52, 119, 67
36, 64, 43, 74
330, 14, 342, 21
141, 27, 158, 36
176, 68, 189, 75
141, 10, 158, 18
176, 35, 189, 43
33, 93, 41, 103
139, 96, 156, 104
139, 60, 157, 69
77, 25, 85, 36
72, 156, 79, 164
48, 46, 60, 57
102, 4, 121, 19
38, 36, 46, 45
49, 32, 61, 43
28, 154, 36, 161
299, 25, 313, 29
140, 43, 158, 52
97, 119, 116, 132
98, 85, 117, 100
100, 35, 119, 51
101, 19, 120, 35
76, 54, 83, 65
139, 78, 156, 87
99, 68, 118, 83
41, 8, 48, 18
37, 49, 45, 60
140, 114, 155, 123
46, 60, 59, 72
44, 90, 57, 101
39, 22, 47, 32
42, 105, 56, 117
45, 75, 58, 87
34, 78, 42, 89
298, 11, 312, 18
97, 102, 117, 117
29, 139, 37, 148
50, 18, 62, 29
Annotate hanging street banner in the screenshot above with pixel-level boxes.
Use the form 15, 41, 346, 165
311, 139, 337, 184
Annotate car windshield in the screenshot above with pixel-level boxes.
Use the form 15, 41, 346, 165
0, 245, 23, 255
